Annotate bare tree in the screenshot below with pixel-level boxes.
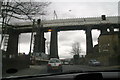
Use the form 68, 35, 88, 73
70, 42, 82, 55
0, 0, 51, 47
1, 0, 51, 31
1, 0, 51, 24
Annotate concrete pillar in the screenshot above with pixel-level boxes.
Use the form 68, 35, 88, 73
50, 28, 59, 58
42, 38, 46, 53
109, 26, 114, 33
100, 28, 108, 34
33, 28, 45, 53
86, 27, 93, 54
6, 30, 19, 57
33, 19, 45, 53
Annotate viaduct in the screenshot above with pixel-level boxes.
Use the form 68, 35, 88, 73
1, 15, 120, 58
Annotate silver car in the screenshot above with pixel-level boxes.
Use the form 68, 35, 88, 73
88, 59, 101, 66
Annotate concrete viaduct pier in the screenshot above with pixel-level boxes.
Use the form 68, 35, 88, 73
86, 27, 93, 54
6, 29, 20, 57
49, 28, 59, 58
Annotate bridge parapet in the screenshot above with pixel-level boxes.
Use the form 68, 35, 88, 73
42, 16, 118, 27
8, 16, 119, 28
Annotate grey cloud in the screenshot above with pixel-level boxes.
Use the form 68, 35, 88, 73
59, 41, 73, 47
19, 33, 31, 44
92, 36, 98, 43
92, 30, 100, 44
58, 31, 86, 47
47, 2, 117, 19
59, 30, 85, 40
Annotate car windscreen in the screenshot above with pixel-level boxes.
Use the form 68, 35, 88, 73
0, 1, 120, 79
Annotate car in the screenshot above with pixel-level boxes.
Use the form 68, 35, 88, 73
88, 59, 101, 66
64, 61, 69, 65
47, 58, 62, 72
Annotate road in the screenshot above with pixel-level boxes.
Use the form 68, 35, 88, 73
3, 65, 119, 78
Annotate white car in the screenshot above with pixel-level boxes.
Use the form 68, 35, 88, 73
64, 61, 69, 65
47, 58, 62, 72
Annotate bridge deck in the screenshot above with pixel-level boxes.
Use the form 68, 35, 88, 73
10, 16, 119, 27
0, 16, 120, 33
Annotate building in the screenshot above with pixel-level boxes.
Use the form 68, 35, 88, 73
98, 32, 120, 54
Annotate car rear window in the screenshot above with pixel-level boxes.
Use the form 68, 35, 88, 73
49, 59, 61, 63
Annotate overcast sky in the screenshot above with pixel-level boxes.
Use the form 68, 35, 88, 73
0, 0, 119, 59
17, 0, 119, 59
